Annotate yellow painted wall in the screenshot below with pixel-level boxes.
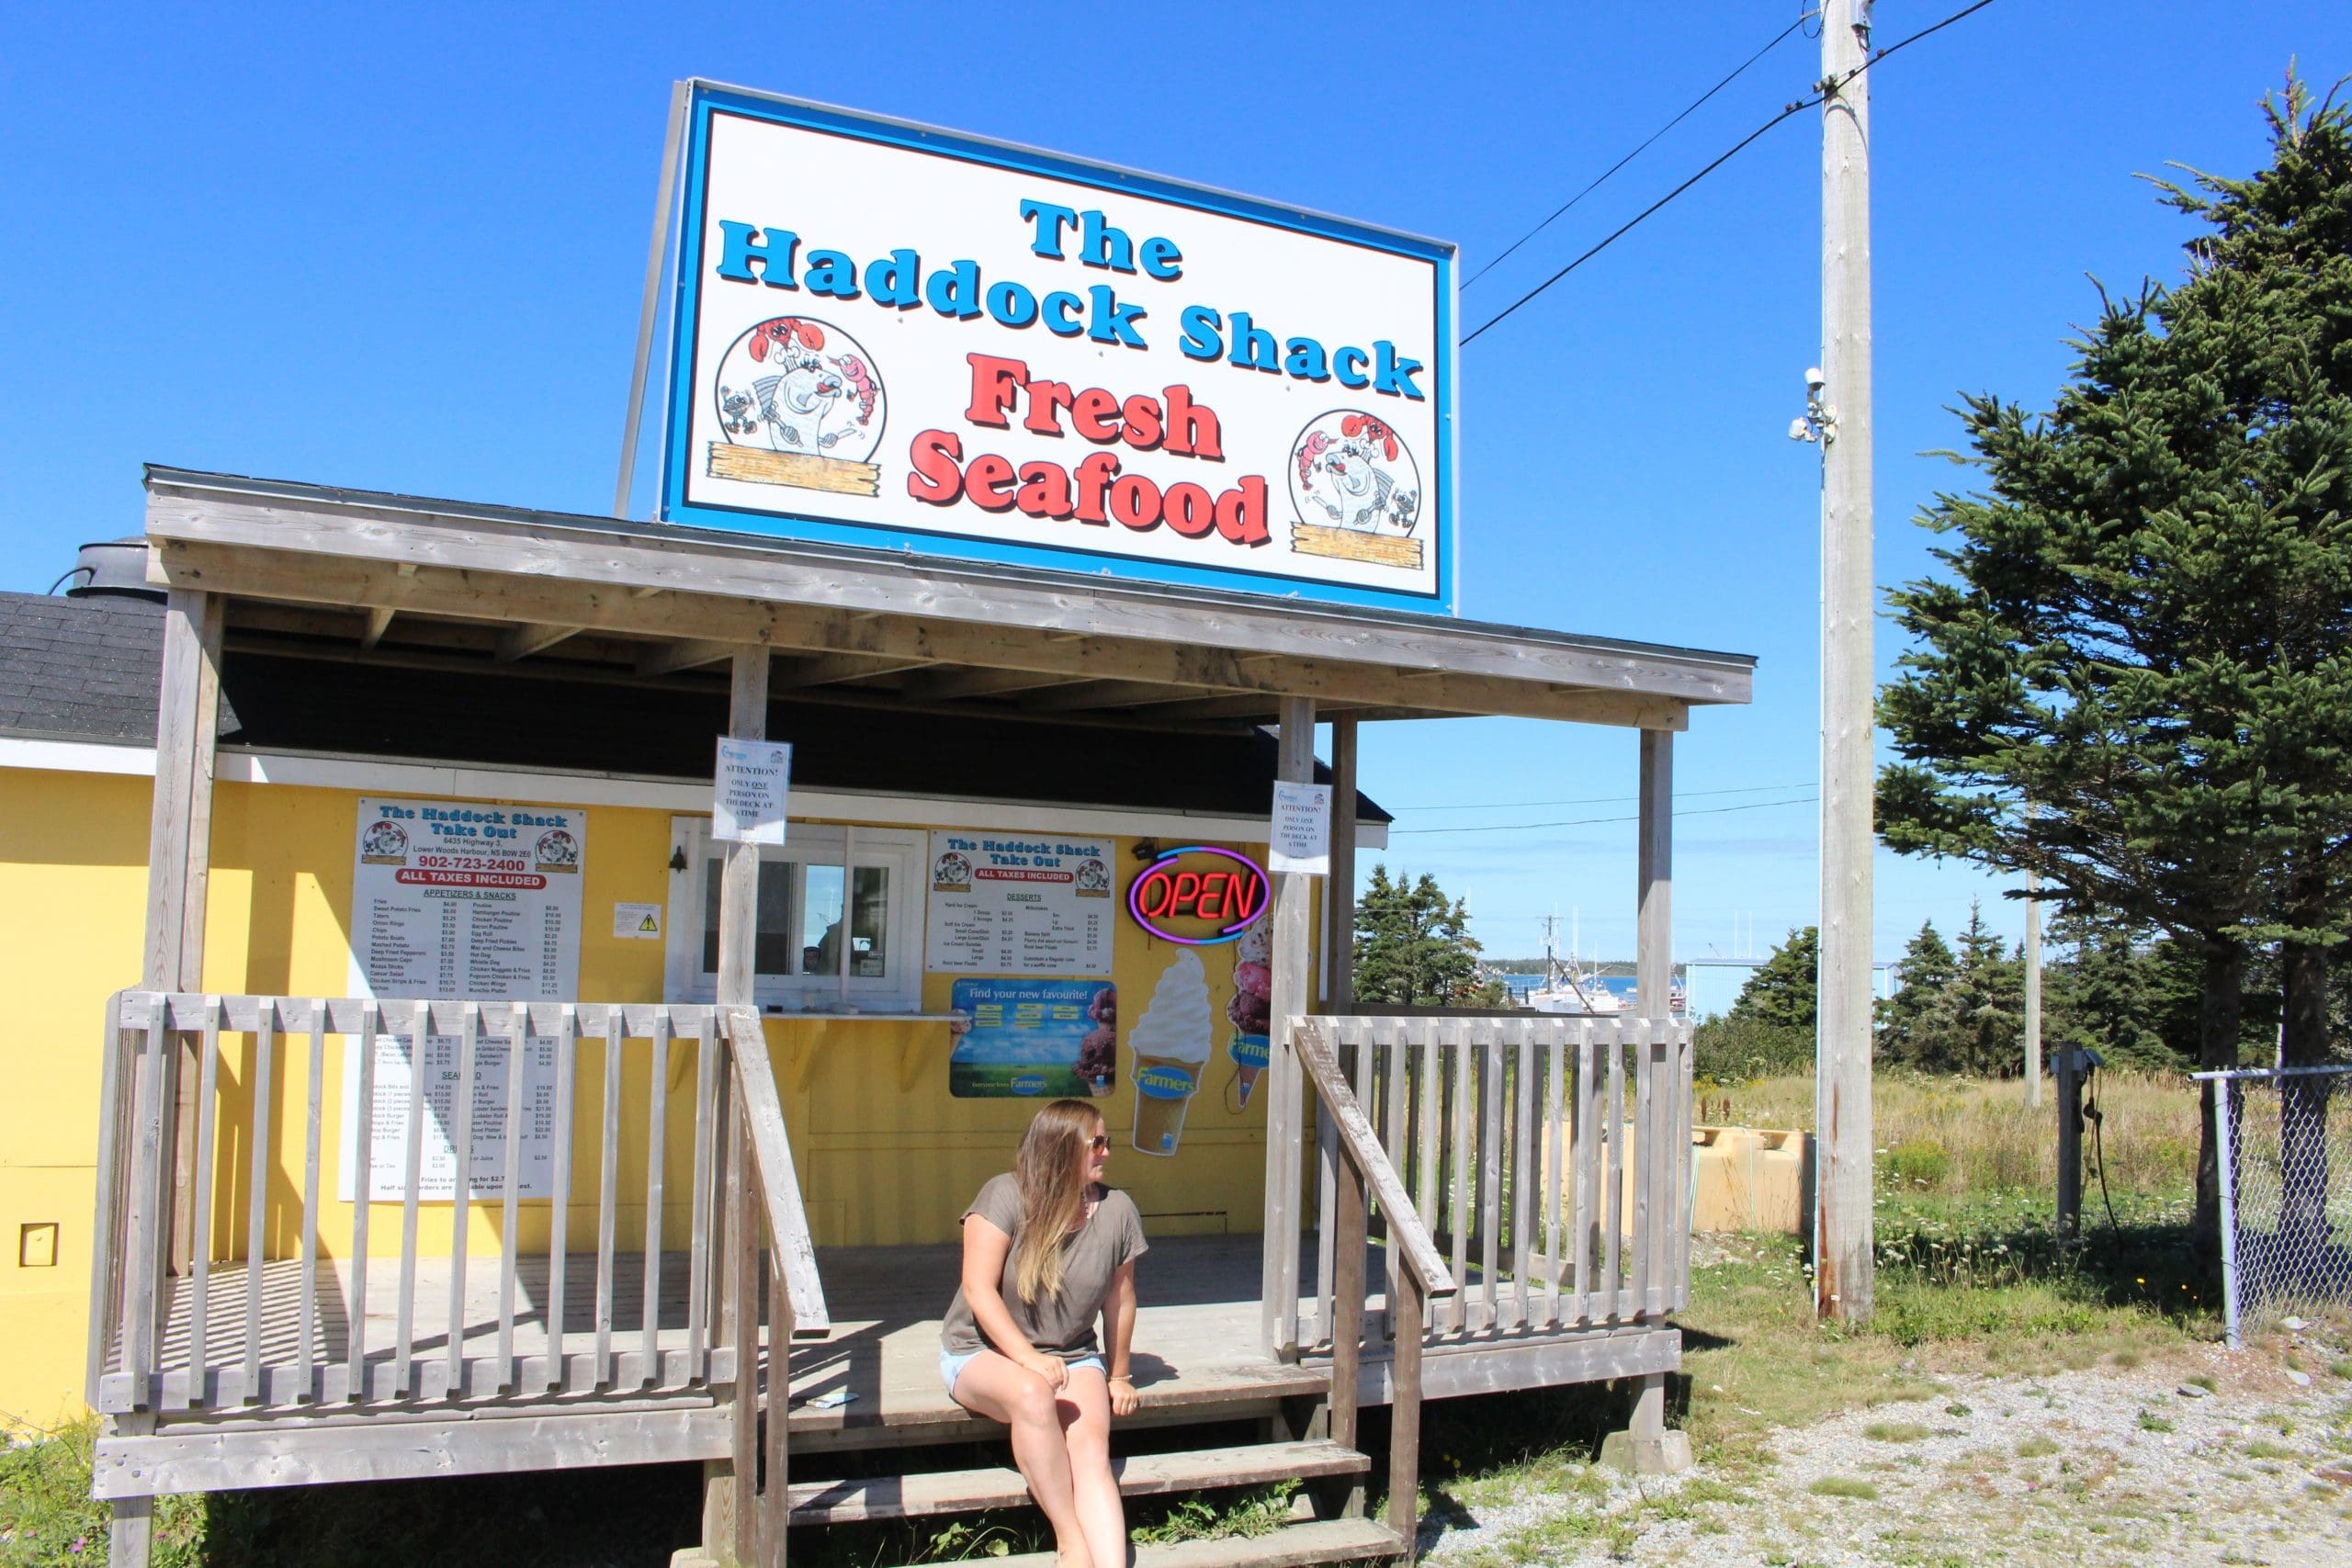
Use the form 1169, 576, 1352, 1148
0, 766, 1307, 1424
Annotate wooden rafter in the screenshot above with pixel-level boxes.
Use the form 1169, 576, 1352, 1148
636, 637, 739, 679
494, 622, 584, 662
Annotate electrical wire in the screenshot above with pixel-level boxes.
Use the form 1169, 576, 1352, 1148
2087, 1063, 2121, 1235
1462, 0, 2003, 347
1389, 793, 1817, 835
1463, 15, 1811, 289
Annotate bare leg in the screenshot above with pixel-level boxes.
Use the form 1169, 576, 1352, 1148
1058, 1368, 1127, 1567
952, 1351, 1092, 1566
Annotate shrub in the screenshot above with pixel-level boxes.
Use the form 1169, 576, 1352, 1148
1693, 1016, 1813, 1082
1885, 1139, 1951, 1190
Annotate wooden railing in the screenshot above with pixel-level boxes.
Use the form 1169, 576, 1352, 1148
719, 1004, 814, 1568
1285, 1013, 1692, 1356
1292, 1018, 1455, 1554
88, 992, 824, 1427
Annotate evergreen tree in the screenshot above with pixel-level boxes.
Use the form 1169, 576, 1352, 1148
1901, 903, 2025, 1077
2041, 907, 2197, 1072
1876, 919, 1956, 1066
1729, 927, 1819, 1031
1352, 865, 1487, 1007
1875, 83, 2352, 1253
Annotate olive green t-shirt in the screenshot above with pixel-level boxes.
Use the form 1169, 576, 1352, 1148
940, 1174, 1148, 1361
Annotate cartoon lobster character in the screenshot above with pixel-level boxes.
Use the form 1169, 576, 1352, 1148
1297, 414, 1409, 530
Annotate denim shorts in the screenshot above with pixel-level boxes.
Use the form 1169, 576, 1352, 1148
940, 1346, 1105, 1397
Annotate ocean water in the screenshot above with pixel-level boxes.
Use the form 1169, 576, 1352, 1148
1499, 973, 1638, 1003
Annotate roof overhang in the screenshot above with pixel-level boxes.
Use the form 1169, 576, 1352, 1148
142, 468, 1755, 732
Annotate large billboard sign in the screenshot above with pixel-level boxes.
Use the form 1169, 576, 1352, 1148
660, 84, 1456, 614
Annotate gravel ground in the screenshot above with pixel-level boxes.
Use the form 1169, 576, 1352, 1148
1418, 1337, 2352, 1566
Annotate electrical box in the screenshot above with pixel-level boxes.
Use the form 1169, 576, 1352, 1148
18, 1222, 58, 1269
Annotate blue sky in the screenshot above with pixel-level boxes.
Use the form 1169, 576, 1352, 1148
3, 3, 2343, 963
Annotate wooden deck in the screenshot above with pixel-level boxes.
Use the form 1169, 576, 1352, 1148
125, 1232, 1673, 1460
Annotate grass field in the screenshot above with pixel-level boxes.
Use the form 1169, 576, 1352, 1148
1707, 1067, 2200, 1197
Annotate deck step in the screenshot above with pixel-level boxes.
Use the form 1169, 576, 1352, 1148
790, 1439, 1369, 1527
967, 1517, 1406, 1567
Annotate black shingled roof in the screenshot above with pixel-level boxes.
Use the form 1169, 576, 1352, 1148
0, 592, 1386, 824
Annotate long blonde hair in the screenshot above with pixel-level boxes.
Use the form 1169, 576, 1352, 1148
1011, 1099, 1103, 1304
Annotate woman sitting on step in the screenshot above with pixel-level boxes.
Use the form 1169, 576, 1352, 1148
942, 1098, 1146, 1568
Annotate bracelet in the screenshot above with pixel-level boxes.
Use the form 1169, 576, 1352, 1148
1108, 1373, 1134, 1383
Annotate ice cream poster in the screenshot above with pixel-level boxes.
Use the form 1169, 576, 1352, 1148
947, 977, 1117, 1099
1129, 951, 1218, 1156
1226, 919, 1273, 1110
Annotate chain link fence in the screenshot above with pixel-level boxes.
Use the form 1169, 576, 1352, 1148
2200, 1064, 2352, 1348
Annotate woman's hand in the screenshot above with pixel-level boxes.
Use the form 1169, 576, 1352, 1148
1017, 1349, 1069, 1391
1107, 1373, 1140, 1417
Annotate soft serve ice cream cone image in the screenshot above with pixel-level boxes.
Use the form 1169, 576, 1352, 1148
1129, 950, 1214, 1156
1227, 920, 1274, 1108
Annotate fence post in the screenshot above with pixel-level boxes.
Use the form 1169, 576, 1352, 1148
2212, 1073, 2243, 1352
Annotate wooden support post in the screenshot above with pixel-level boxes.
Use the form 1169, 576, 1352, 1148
2055, 1046, 2084, 1240
1262, 696, 1317, 1358
1385, 1262, 1424, 1553
145, 588, 222, 995
1309, 717, 1358, 1352
117, 588, 220, 1568
1329, 716, 1358, 1010
706, 649, 768, 1565
1601, 728, 1692, 1476
1325, 1146, 1368, 1521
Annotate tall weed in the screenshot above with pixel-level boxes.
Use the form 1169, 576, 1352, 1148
1719, 1070, 2197, 1195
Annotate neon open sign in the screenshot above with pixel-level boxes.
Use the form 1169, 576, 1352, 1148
1127, 845, 1270, 945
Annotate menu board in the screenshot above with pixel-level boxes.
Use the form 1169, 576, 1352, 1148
341, 796, 585, 1201
924, 830, 1114, 976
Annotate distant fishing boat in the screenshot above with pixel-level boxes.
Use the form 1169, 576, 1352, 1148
1525, 915, 1630, 1018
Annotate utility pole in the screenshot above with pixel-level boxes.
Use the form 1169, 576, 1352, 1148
1814, 0, 1875, 1325
2023, 867, 2042, 1108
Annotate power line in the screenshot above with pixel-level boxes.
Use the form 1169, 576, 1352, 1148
1389, 794, 1819, 836
1463, 99, 1815, 345
1464, 15, 1810, 289
1461, 0, 2002, 347
1393, 781, 1816, 812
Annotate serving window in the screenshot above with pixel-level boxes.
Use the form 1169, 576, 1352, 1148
663, 820, 924, 1011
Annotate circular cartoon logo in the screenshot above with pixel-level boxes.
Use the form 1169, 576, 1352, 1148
1286, 411, 1425, 570
534, 829, 580, 873
933, 852, 974, 892
712, 317, 888, 465
1074, 857, 1111, 897
361, 820, 409, 863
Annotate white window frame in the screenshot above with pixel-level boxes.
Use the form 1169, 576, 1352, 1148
662, 819, 927, 1012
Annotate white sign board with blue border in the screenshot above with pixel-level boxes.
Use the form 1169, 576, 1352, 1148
661, 82, 1457, 614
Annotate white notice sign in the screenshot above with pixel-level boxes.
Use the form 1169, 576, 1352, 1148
352, 1030, 560, 1201
924, 830, 1115, 976
714, 738, 792, 845
1269, 782, 1333, 874
342, 796, 585, 1201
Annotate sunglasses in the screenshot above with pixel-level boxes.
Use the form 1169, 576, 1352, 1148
1087, 1134, 1111, 1153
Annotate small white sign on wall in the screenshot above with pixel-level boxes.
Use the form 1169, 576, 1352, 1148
614, 902, 663, 940
1269, 781, 1333, 875
714, 738, 791, 845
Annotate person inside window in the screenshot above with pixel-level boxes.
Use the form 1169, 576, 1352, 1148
940, 1099, 1144, 1568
